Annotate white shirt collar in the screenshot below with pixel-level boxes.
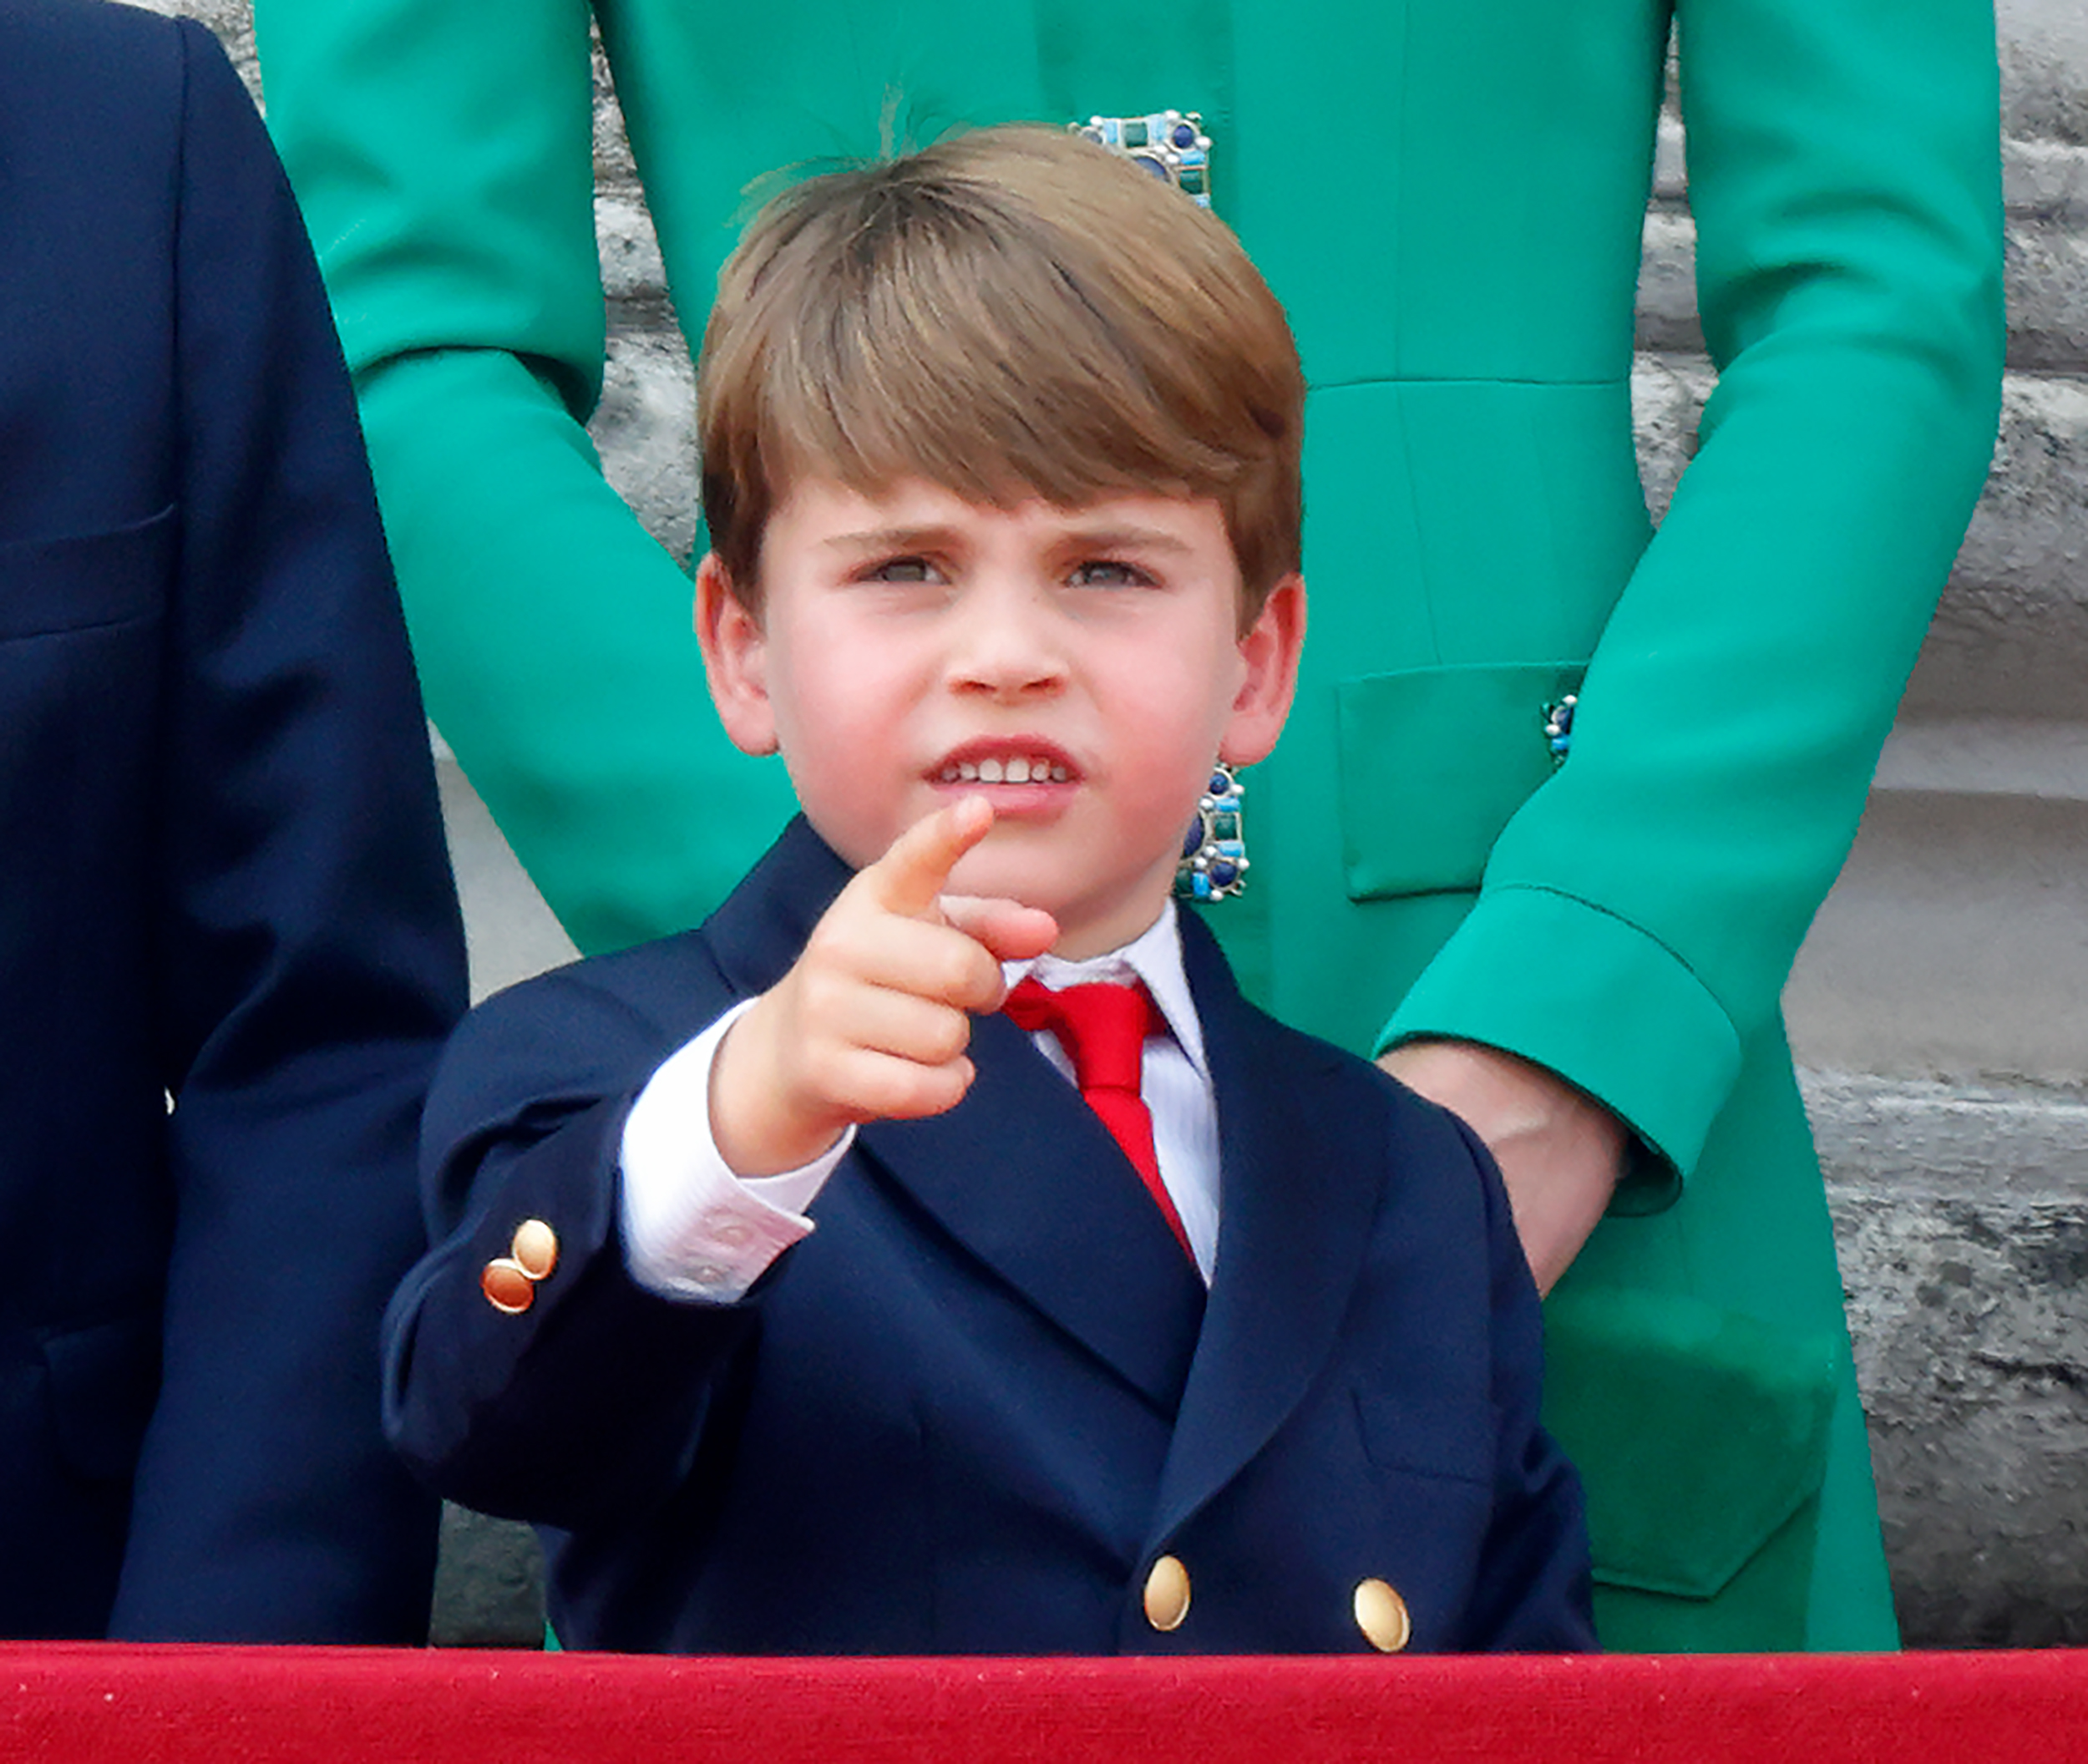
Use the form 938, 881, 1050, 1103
1002, 900, 1209, 1082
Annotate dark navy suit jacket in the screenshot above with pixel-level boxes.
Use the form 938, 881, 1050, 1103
0, 0, 467, 1639
395, 818, 1593, 1653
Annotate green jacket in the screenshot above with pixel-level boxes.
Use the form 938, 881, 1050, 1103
260, 0, 2004, 1650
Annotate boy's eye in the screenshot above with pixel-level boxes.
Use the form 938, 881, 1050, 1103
865, 556, 940, 584
1067, 560, 1153, 589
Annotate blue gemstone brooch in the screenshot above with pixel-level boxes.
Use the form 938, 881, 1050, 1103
1543, 694, 1577, 765
1175, 763, 1249, 901
1072, 110, 1212, 207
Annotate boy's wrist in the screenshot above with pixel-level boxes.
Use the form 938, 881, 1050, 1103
709, 991, 849, 1177
620, 1002, 836, 1301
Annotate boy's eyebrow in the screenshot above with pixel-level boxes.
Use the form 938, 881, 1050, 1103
819, 524, 964, 555
1057, 523, 1199, 555
821, 521, 1200, 555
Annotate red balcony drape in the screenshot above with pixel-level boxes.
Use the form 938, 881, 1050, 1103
6, 1645, 2084, 1762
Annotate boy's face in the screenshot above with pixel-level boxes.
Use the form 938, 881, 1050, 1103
698, 478, 1304, 958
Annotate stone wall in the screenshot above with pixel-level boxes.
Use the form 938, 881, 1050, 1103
1786, 0, 2088, 1647
161, 0, 2084, 1645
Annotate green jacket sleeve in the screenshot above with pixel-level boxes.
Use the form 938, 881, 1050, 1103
1384, 0, 2004, 1184
256, 0, 795, 954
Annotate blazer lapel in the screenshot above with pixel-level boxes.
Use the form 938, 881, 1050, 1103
702, 814, 858, 995
1148, 911, 1386, 1541
859, 1013, 1207, 1416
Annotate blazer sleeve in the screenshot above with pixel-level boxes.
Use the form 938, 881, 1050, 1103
256, 0, 795, 956
108, 23, 469, 1643
385, 956, 763, 1532
1383, 0, 2004, 1185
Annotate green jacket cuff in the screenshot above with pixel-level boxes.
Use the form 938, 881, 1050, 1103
1378, 884, 1743, 1204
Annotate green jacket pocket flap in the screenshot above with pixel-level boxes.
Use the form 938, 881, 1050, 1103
1337, 662, 1584, 900
1539, 1284, 1839, 1602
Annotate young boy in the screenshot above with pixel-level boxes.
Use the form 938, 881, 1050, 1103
388, 127, 1594, 1655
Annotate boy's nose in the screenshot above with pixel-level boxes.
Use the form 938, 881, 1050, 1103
946, 583, 1068, 697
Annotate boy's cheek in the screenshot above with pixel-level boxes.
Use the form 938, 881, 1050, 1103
804, 802, 905, 878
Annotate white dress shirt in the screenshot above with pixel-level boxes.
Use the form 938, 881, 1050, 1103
619, 901, 1220, 1300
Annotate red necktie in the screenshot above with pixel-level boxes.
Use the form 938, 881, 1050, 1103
1002, 977, 1191, 1259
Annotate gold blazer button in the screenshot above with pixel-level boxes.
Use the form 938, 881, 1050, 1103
481, 1257, 536, 1315
1353, 1578, 1411, 1653
510, 1218, 560, 1281
1143, 1554, 1191, 1632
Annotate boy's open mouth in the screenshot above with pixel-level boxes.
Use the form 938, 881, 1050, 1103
930, 741, 1078, 786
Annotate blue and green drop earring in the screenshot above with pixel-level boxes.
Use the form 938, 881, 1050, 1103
1174, 763, 1249, 901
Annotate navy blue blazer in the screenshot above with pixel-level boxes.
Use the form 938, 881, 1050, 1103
0, 0, 466, 1639
395, 818, 1593, 1654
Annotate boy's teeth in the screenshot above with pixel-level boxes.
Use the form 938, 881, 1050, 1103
941, 755, 1067, 784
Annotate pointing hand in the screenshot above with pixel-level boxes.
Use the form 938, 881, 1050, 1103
711, 799, 1058, 1175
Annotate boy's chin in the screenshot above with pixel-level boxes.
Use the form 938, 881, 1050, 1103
940, 843, 1035, 909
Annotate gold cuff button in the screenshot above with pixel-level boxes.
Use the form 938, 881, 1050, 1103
1354, 1578, 1411, 1654
1143, 1554, 1191, 1632
481, 1257, 536, 1315
510, 1218, 560, 1281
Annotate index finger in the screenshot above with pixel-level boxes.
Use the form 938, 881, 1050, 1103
858, 795, 996, 920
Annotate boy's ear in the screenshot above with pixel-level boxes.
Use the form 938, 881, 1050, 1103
694, 552, 779, 757
1220, 574, 1306, 768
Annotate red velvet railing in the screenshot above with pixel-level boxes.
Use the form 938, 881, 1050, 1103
6, 1645, 2085, 1762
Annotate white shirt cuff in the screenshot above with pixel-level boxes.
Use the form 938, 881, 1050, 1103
618, 999, 854, 1302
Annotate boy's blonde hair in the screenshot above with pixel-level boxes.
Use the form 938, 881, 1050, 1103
697, 125, 1305, 623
